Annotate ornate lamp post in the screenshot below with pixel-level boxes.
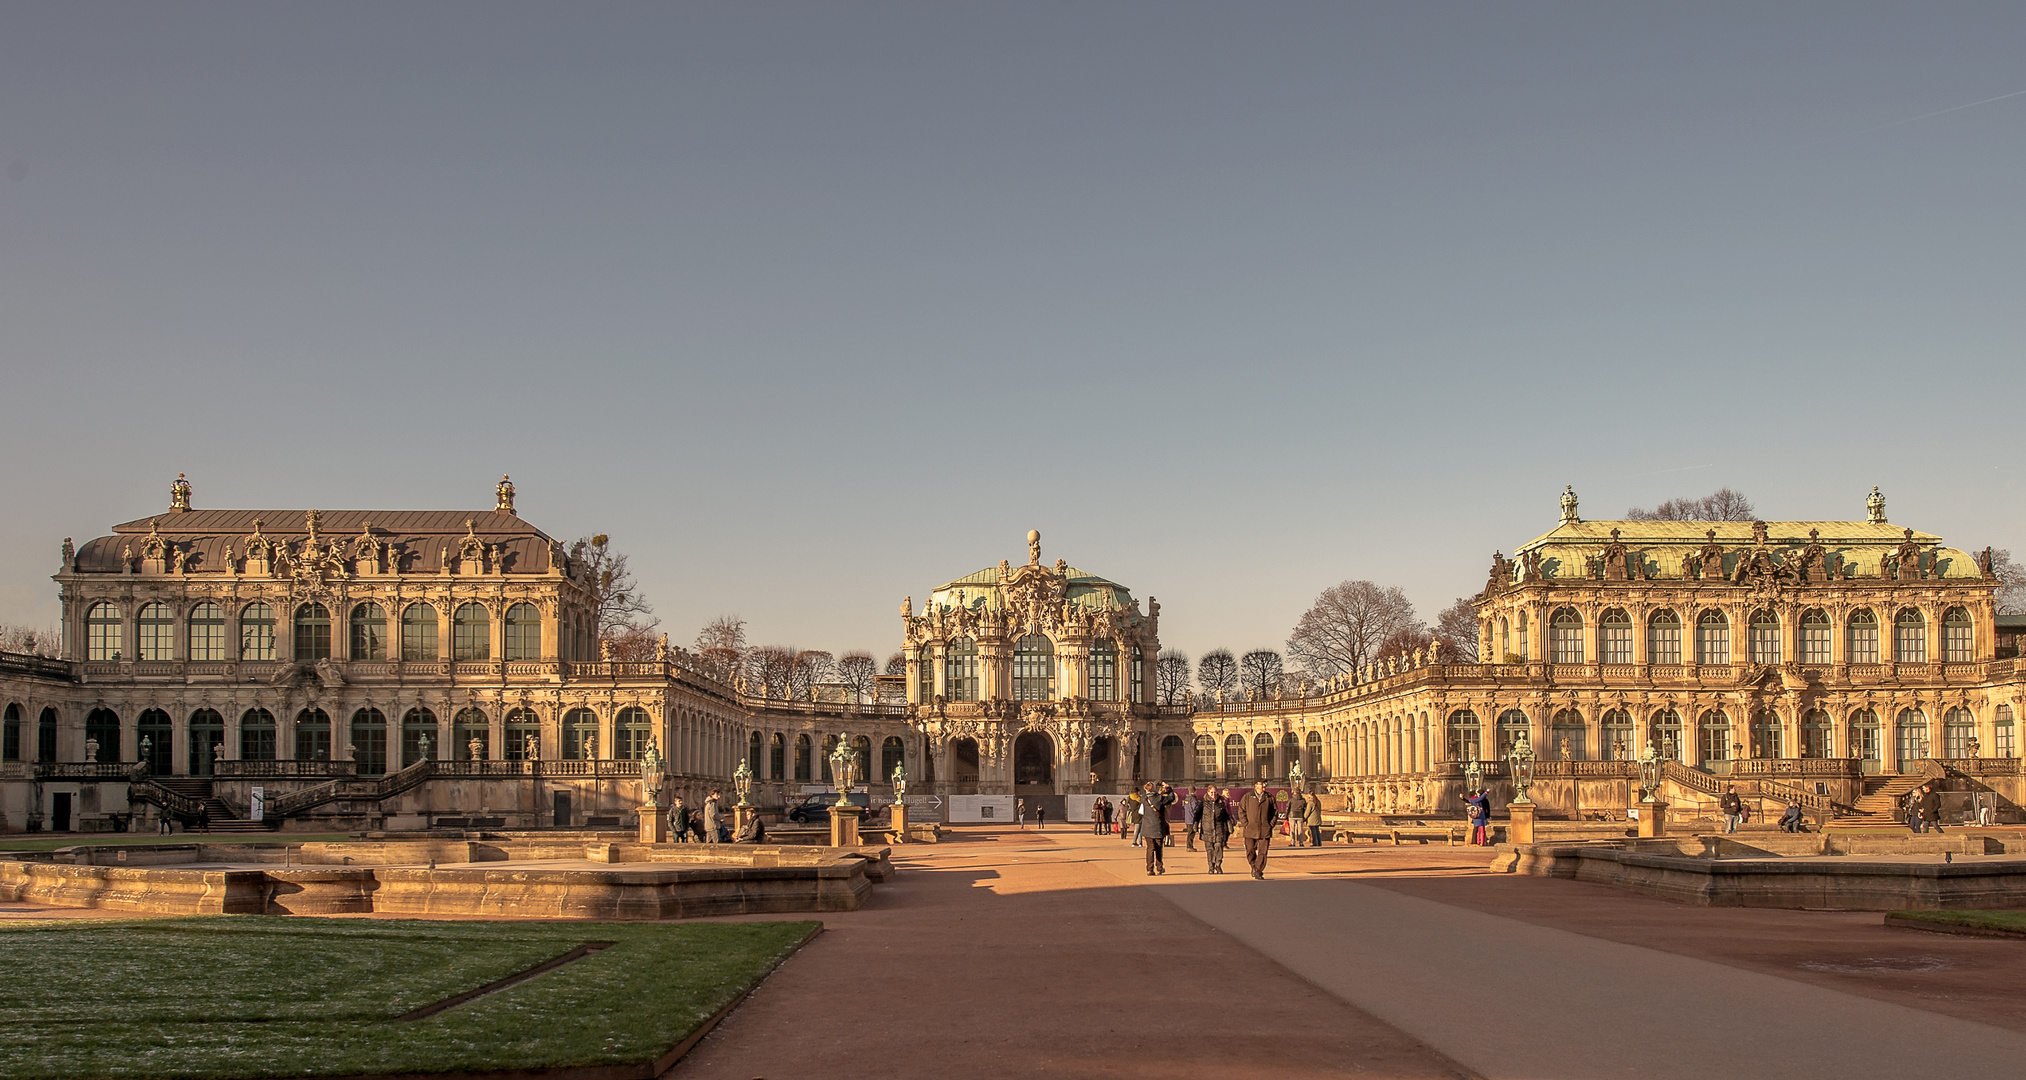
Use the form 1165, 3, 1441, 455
733, 759, 753, 807
891, 762, 908, 805
1506, 731, 1536, 805
1462, 753, 1483, 798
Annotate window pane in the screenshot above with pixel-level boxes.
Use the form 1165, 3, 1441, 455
349, 603, 386, 661
1013, 634, 1054, 701
504, 603, 541, 661
293, 604, 331, 661
454, 603, 490, 661
240, 603, 275, 661
188, 602, 226, 661
944, 638, 978, 702
137, 603, 174, 661
402, 603, 438, 661
87, 603, 124, 661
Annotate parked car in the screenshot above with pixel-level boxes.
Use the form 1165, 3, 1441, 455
786, 792, 872, 824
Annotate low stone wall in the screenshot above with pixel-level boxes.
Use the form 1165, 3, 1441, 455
0, 863, 269, 914
371, 862, 869, 919
1494, 839, 2026, 909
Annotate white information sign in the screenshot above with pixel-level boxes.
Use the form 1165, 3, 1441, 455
947, 794, 1016, 823
1626, 806, 1640, 822
249, 786, 265, 823
1063, 794, 1100, 823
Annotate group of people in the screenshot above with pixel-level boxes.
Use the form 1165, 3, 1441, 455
668, 788, 766, 844
1123, 780, 1295, 879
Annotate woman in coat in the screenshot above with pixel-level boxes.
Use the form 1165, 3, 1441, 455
1137, 782, 1176, 875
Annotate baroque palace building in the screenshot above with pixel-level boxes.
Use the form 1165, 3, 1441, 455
1, 477, 2022, 832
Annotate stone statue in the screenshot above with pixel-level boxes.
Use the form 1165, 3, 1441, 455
170, 472, 192, 512
62, 537, 74, 569
640, 737, 664, 802
213, 741, 225, 764
1559, 485, 1580, 525
1867, 485, 1886, 524
656, 633, 670, 662
901, 595, 913, 617
1028, 529, 1042, 564
418, 732, 431, 761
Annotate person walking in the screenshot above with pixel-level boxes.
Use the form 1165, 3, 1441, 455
1236, 779, 1277, 879
1016, 797, 1026, 829
1906, 789, 1925, 834
1183, 789, 1203, 851
1719, 785, 1743, 834
1138, 781, 1176, 875
1302, 786, 1324, 847
703, 789, 724, 844
1287, 786, 1307, 847
1202, 788, 1232, 873
1035, 803, 1047, 830
1920, 783, 1944, 833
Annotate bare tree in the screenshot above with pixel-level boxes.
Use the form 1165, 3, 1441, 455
884, 651, 907, 676
790, 649, 836, 699
1434, 597, 1480, 663
0, 624, 60, 657
744, 646, 796, 698
572, 534, 658, 642
1992, 549, 2026, 614
1156, 649, 1191, 705
604, 626, 660, 661
836, 651, 879, 701
1374, 626, 1435, 663
1285, 581, 1420, 678
693, 615, 747, 679
1238, 649, 1284, 696
1196, 649, 1238, 695
1625, 488, 1756, 522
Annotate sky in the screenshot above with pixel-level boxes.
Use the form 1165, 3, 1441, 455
2, 3, 2024, 664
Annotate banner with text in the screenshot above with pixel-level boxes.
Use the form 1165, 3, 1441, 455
947, 795, 1017, 824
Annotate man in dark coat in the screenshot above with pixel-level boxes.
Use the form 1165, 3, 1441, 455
1138, 781, 1176, 875
1719, 785, 1743, 834
1236, 780, 1277, 879
1920, 783, 1944, 833
1287, 786, 1307, 847
1201, 788, 1233, 874
1183, 790, 1203, 851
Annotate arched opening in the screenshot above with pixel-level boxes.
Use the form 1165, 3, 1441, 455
1549, 607, 1583, 663
1224, 734, 1245, 779
1089, 639, 1118, 701
240, 709, 276, 761
38, 707, 58, 763
1162, 734, 1186, 778
769, 732, 785, 779
1847, 609, 1880, 664
1943, 707, 1976, 759
1894, 608, 1927, 663
881, 736, 904, 783
352, 708, 387, 775
1695, 610, 1729, 666
1600, 709, 1634, 760
401, 603, 438, 661
1698, 710, 1732, 766
1848, 708, 1881, 770
294, 603, 332, 661
350, 603, 387, 661
563, 708, 598, 760
137, 602, 173, 661
1749, 710, 1782, 758
453, 603, 490, 661
1748, 610, 1780, 665
504, 708, 539, 760
504, 603, 542, 661
1800, 609, 1831, 664
131, 709, 166, 771
1649, 709, 1683, 761
1647, 609, 1681, 665
1801, 709, 1832, 758
944, 637, 979, 701
1013, 731, 1055, 788
793, 733, 812, 781
188, 709, 224, 775
952, 737, 980, 785
401, 708, 438, 767
1496, 709, 1529, 756
615, 707, 652, 760
1446, 709, 1481, 762
1943, 607, 1973, 663
748, 730, 764, 775
1253, 732, 1274, 778
240, 602, 276, 661
188, 602, 226, 661
454, 708, 488, 760
1600, 609, 1632, 664
1305, 730, 1323, 776
1091, 735, 1116, 786
1894, 708, 1929, 769
1551, 708, 1585, 760
2, 704, 20, 763
294, 709, 331, 762
1190, 735, 1214, 781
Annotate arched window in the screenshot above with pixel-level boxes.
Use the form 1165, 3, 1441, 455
852, 735, 873, 782
1749, 710, 1782, 759
915, 645, 933, 701
1224, 734, 1245, 779
1943, 607, 1973, 663
1, 704, 18, 763
86, 602, 123, 661
1698, 710, 1732, 764
1695, 609, 1730, 666
132, 709, 169, 771
1550, 708, 1585, 760
293, 603, 332, 661
294, 709, 331, 762
453, 707, 488, 760
1498, 617, 1511, 662
1799, 609, 1831, 664
1518, 616, 1528, 661
1306, 730, 1323, 774
401, 603, 438, 661
1800, 709, 1832, 758
1943, 707, 1977, 758
349, 603, 387, 661
563, 708, 599, 759
1599, 609, 1632, 664
769, 732, 785, 778
504, 603, 541, 661
188, 709, 224, 774
1253, 732, 1275, 778
1894, 608, 1926, 663
401, 708, 437, 767
504, 708, 540, 760
453, 603, 490, 661
1847, 609, 1879, 664
351, 708, 387, 775
881, 736, 905, 781
1549, 608, 1583, 664
37, 707, 57, 763
240, 709, 276, 761
1194, 734, 1218, 777
794, 733, 812, 781
1649, 709, 1684, 761
187, 602, 226, 662
1998, 705, 2017, 759
1497, 709, 1529, 756
820, 734, 837, 783
1748, 610, 1780, 665
1894, 708, 1929, 766
1131, 644, 1144, 704
240, 602, 276, 661
944, 637, 979, 701
88, 708, 122, 763
1013, 634, 1054, 701
136, 602, 174, 661
616, 707, 652, 760
1647, 610, 1681, 666
747, 730, 763, 775
1600, 709, 1634, 759
1848, 708, 1881, 763
1446, 709, 1481, 762
1089, 638, 1118, 701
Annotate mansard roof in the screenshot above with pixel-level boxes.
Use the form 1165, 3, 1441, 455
72, 509, 561, 576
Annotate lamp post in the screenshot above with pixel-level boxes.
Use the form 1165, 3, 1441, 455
1507, 731, 1536, 804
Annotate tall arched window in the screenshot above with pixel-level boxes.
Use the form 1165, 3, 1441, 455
747, 730, 763, 775
1446, 709, 1481, 762
1748, 710, 1781, 759
240, 708, 276, 761
1847, 609, 1879, 664
402, 603, 438, 661
187, 602, 226, 661
453, 707, 488, 760
351, 708, 387, 775
1599, 609, 1632, 664
1253, 732, 1275, 778
1518, 616, 1528, 661
1224, 734, 1245, 779
1549, 608, 1583, 664
1497, 709, 1529, 756
86, 602, 123, 661
1194, 734, 1218, 777
1306, 730, 1323, 774
240, 602, 275, 661
851, 735, 873, 782
1894, 707, 1928, 766
1698, 710, 1732, 764
1894, 608, 1926, 663
794, 733, 812, 781
1695, 609, 1730, 666
915, 645, 934, 701
504, 603, 541, 661
88, 708, 123, 763
453, 603, 490, 661
293, 603, 332, 661
1998, 705, 2017, 759
1800, 709, 1832, 758
944, 637, 979, 701
563, 708, 598, 759
616, 707, 652, 759
189, 709, 224, 774
1647, 610, 1681, 666
1550, 708, 1585, 760
1848, 708, 1881, 763
1498, 617, 1511, 661
1, 704, 18, 763
504, 708, 540, 760
294, 709, 331, 762
1799, 609, 1831, 664
37, 707, 57, 763
136, 602, 174, 661
133, 709, 170, 772
349, 603, 387, 661
1089, 639, 1118, 701
1649, 709, 1683, 761
1131, 645, 1144, 704
881, 736, 905, 781
401, 707, 437, 767
1943, 607, 1973, 663
1748, 610, 1780, 666
1943, 707, 1976, 758
1013, 634, 1054, 701
1600, 709, 1634, 759
769, 732, 785, 778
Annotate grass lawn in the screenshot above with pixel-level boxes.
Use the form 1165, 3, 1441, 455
1888, 909, 2026, 934
0, 834, 355, 853
0, 916, 818, 1079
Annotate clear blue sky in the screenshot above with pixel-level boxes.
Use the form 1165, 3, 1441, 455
3, 3, 2023, 662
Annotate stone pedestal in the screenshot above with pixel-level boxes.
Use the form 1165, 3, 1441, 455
1507, 801, 1536, 845
889, 803, 909, 842
829, 803, 864, 848
1636, 801, 1668, 838
635, 806, 669, 844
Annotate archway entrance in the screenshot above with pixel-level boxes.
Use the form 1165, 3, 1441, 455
1013, 731, 1055, 789
952, 738, 980, 784
1089, 736, 1114, 788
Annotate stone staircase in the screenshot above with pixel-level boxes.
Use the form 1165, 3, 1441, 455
1824, 774, 1926, 830
147, 777, 274, 833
